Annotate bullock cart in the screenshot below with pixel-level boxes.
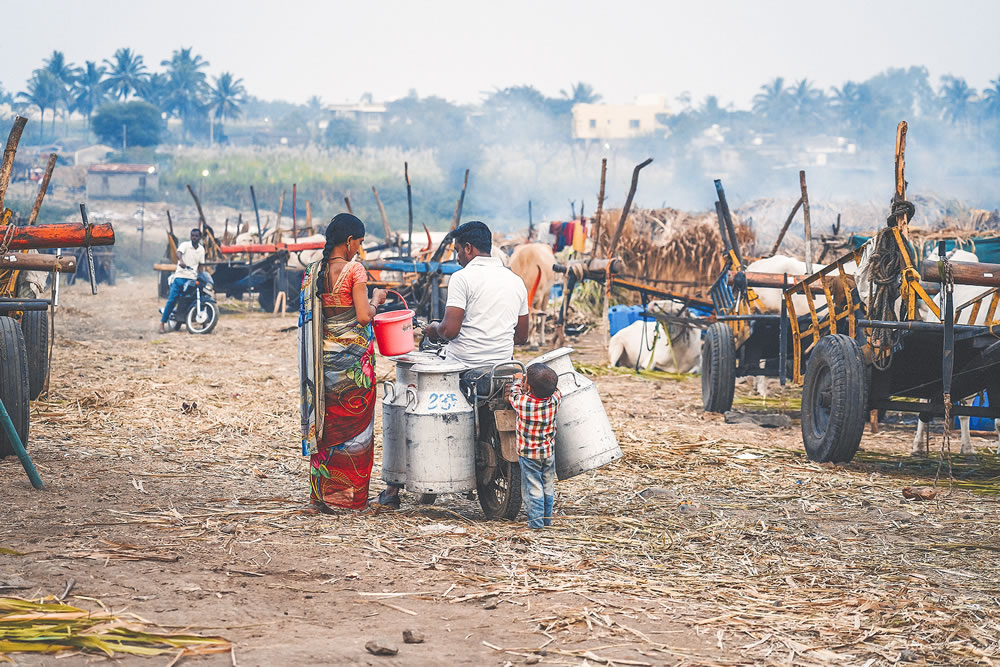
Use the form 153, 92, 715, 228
700, 179, 816, 413
0, 117, 116, 464
0, 214, 116, 459
787, 121, 1000, 463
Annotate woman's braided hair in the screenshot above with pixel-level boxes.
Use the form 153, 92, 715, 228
318, 213, 365, 290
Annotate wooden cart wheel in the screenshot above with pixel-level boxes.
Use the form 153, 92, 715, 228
20, 309, 49, 401
0, 316, 30, 458
702, 322, 736, 413
801, 334, 866, 463
476, 410, 522, 520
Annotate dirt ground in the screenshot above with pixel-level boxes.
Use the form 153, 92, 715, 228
3, 273, 1000, 666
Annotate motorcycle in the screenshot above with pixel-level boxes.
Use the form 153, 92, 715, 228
162, 276, 218, 334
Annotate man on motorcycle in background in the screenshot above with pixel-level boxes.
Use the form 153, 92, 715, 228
160, 228, 207, 333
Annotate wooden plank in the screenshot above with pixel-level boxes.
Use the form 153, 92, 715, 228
1, 222, 115, 249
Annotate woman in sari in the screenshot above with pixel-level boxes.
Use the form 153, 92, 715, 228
299, 214, 386, 510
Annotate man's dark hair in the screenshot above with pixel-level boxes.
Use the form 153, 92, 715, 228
453, 220, 491, 254
526, 363, 559, 399
190, 227, 201, 234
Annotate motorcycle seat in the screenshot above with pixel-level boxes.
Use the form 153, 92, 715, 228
460, 366, 518, 402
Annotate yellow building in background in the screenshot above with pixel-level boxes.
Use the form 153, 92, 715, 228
571, 96, 671, 140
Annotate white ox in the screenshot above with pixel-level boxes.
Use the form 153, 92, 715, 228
608, 301, 702, 373
509, 243, 557, 347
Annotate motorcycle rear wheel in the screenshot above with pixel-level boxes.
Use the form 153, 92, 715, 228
476, 410, 522, 520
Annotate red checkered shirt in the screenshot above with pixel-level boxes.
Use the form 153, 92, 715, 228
508, 380, 562, 459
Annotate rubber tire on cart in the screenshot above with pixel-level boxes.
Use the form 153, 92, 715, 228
20, 309, 49, 400
186, 302, 218, 334
0, 316, 30, 458
702, 322, 736, 413
801, 334, 867, 463
476, 410, 522, 520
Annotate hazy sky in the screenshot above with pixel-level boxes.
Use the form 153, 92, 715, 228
10, 0, 999, 109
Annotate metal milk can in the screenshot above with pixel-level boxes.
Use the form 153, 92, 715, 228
404, 360, 477, 494
528, 347, 622, 480
381, 351, 442, 485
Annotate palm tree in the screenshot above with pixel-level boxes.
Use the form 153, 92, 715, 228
983, 76, 1000, 119
830, 81, 873, 136
44, 50, 80, 86
72, 61, 107, 128
139, 72, 171, 110
788, 78, 826, 129
161, 48, 210, 137
939, 75, 976, 126
698, 95, 727, 124
209, 72, 246, 137
104, 48, 148, 101
559, 82, 602, 105
17, 70, 63, 140
43, 50, 78, 135
752, 77, 791, 121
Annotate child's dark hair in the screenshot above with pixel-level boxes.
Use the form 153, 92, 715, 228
526, 363, 558, 399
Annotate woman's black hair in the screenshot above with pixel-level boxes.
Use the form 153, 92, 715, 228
318, 213, 366, 288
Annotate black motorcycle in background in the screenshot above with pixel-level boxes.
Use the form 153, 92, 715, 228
162, 276, 219, 334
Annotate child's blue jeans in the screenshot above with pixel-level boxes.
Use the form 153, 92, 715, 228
519, 455, 555, 529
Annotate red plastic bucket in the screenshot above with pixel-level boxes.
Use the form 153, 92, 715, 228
373, 290, 415, 356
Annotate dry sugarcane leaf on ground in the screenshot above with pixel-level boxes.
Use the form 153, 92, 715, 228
0, 597, 231, 658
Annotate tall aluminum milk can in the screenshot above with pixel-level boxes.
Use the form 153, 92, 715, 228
404, 360, 477, 494
528, 347, 622, 480
381, 351, 442, 485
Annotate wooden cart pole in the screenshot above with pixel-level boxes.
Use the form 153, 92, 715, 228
894, 121, 908, 225
607, 158, 652, 258
186, 184, 208, 233
451, 169, 470, 230
249, 186, 263, 242
591, 158, 607, 257
405, 162, 414, 256
0, 396, 43, 490
291, 183, 298, 240
799, 170, 813, 273
305, 200, 313, 235
344, 195, 353, 214
0, 116, 28, 214
769, 196, 803, 257
713, 179, 743, 267
276, 189, 285, 229
372, 185, 392, 241
27, 153, 57, 225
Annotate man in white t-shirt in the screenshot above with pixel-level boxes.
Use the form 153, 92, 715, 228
160, 228, 207, 332
425, 221, 529, 366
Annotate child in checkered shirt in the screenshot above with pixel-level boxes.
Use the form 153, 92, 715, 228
508, 363, 562, 529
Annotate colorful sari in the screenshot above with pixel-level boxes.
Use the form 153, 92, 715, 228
299, 261, 376, 510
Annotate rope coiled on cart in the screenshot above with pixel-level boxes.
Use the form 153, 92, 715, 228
867, 227, 904, 370
867, 200, 919, 369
